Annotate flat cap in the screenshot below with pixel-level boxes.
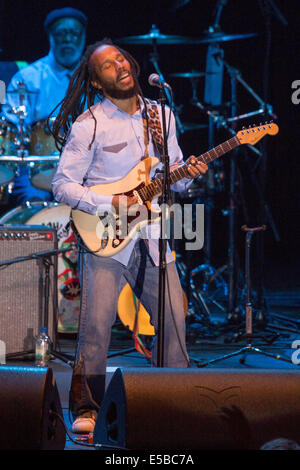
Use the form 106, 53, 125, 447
44, 7, 87, 31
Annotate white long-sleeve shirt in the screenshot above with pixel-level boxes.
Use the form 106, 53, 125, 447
52, 96, 191, 266
3, 51, 77, 126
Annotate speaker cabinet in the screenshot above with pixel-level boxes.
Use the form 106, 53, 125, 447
0, 365, 66, 449
0, 225, 58, 355
94, 367, 300, 450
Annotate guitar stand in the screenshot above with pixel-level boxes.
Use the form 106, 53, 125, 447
1, 245, 76, 367
194, 225, 293, 368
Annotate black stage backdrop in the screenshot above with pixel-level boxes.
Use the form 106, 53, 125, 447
0, 0, 299, 289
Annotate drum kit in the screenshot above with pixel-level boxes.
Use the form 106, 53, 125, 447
0, 88, 58, 194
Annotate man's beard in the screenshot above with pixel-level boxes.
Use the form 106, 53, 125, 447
52, 37, 85, 70
102, 81, 137, 100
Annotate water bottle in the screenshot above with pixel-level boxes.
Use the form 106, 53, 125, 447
35, 327, 51, 367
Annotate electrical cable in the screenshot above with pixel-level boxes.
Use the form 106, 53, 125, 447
49, 410, 128, 450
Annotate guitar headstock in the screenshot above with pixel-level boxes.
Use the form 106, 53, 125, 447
237, 121, 279, 145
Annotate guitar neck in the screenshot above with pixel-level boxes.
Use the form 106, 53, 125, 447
141, 135, 240, 200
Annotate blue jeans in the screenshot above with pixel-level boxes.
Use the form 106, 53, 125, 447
69, 239, 189, 418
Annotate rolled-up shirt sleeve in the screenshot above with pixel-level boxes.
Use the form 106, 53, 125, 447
52, 119, 113, 215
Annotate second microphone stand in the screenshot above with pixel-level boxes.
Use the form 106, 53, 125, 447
197, 225, 293, 367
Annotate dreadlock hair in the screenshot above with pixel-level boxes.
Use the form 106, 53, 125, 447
48, 38, 149, 153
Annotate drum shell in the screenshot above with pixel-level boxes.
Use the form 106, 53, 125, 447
29, 118, 58, 156
0, 118, 18, 185
28, 118, 58, 192
0, 117, 18, 156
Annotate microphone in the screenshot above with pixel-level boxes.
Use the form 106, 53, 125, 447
148, 73, 172, 91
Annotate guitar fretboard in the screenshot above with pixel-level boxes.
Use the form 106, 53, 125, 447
138, 135, 240, 202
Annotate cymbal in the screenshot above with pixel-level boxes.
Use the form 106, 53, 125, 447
117, 24, 193, 45
192, 31, 257, 45
170, 71, 215, 78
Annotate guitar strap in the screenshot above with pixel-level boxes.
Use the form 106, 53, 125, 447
142, 99, 164, 159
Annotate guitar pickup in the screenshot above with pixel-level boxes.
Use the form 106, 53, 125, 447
133, 190, 143, 205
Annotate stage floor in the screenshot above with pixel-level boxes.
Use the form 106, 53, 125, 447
6, 284, 300, 451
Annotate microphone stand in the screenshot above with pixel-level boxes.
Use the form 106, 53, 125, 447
157, 84, 171, 368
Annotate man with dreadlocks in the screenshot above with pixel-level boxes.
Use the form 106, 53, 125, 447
51, 39, 208, 434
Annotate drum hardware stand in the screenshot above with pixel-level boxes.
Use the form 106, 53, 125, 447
176, 254, 226, 344
9, 82, 31, 153
176, 254, 213, 322
191, 49, 280, 331
148, 32, 185, 136
0, 244, 76, 366
195, 225, 294, 367
217, 54, 280, 331
190, 263, 228, 314
5, 90, 31, 193
226, 61, 240, 323
179, 73, 229, 328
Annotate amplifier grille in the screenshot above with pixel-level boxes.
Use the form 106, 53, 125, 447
0, 225, 58, 355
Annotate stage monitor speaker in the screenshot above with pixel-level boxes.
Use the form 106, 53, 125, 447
94, 367, 300, 450
0, 365, 66, 450
0, 225, 58, 356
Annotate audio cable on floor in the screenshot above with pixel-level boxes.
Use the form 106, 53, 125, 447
49, 410, 127, 450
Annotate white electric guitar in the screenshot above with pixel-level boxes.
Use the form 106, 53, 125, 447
71, 122, 279, 257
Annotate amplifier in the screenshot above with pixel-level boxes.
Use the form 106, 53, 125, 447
0, 225, 58, 355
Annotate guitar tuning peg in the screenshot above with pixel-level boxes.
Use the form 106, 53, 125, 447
242, 126, 245, 130
260, 122, 263, 126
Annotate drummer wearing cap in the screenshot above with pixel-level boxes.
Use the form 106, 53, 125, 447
2, 7, 87, 204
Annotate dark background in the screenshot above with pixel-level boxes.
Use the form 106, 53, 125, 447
0, 0, 299, 290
